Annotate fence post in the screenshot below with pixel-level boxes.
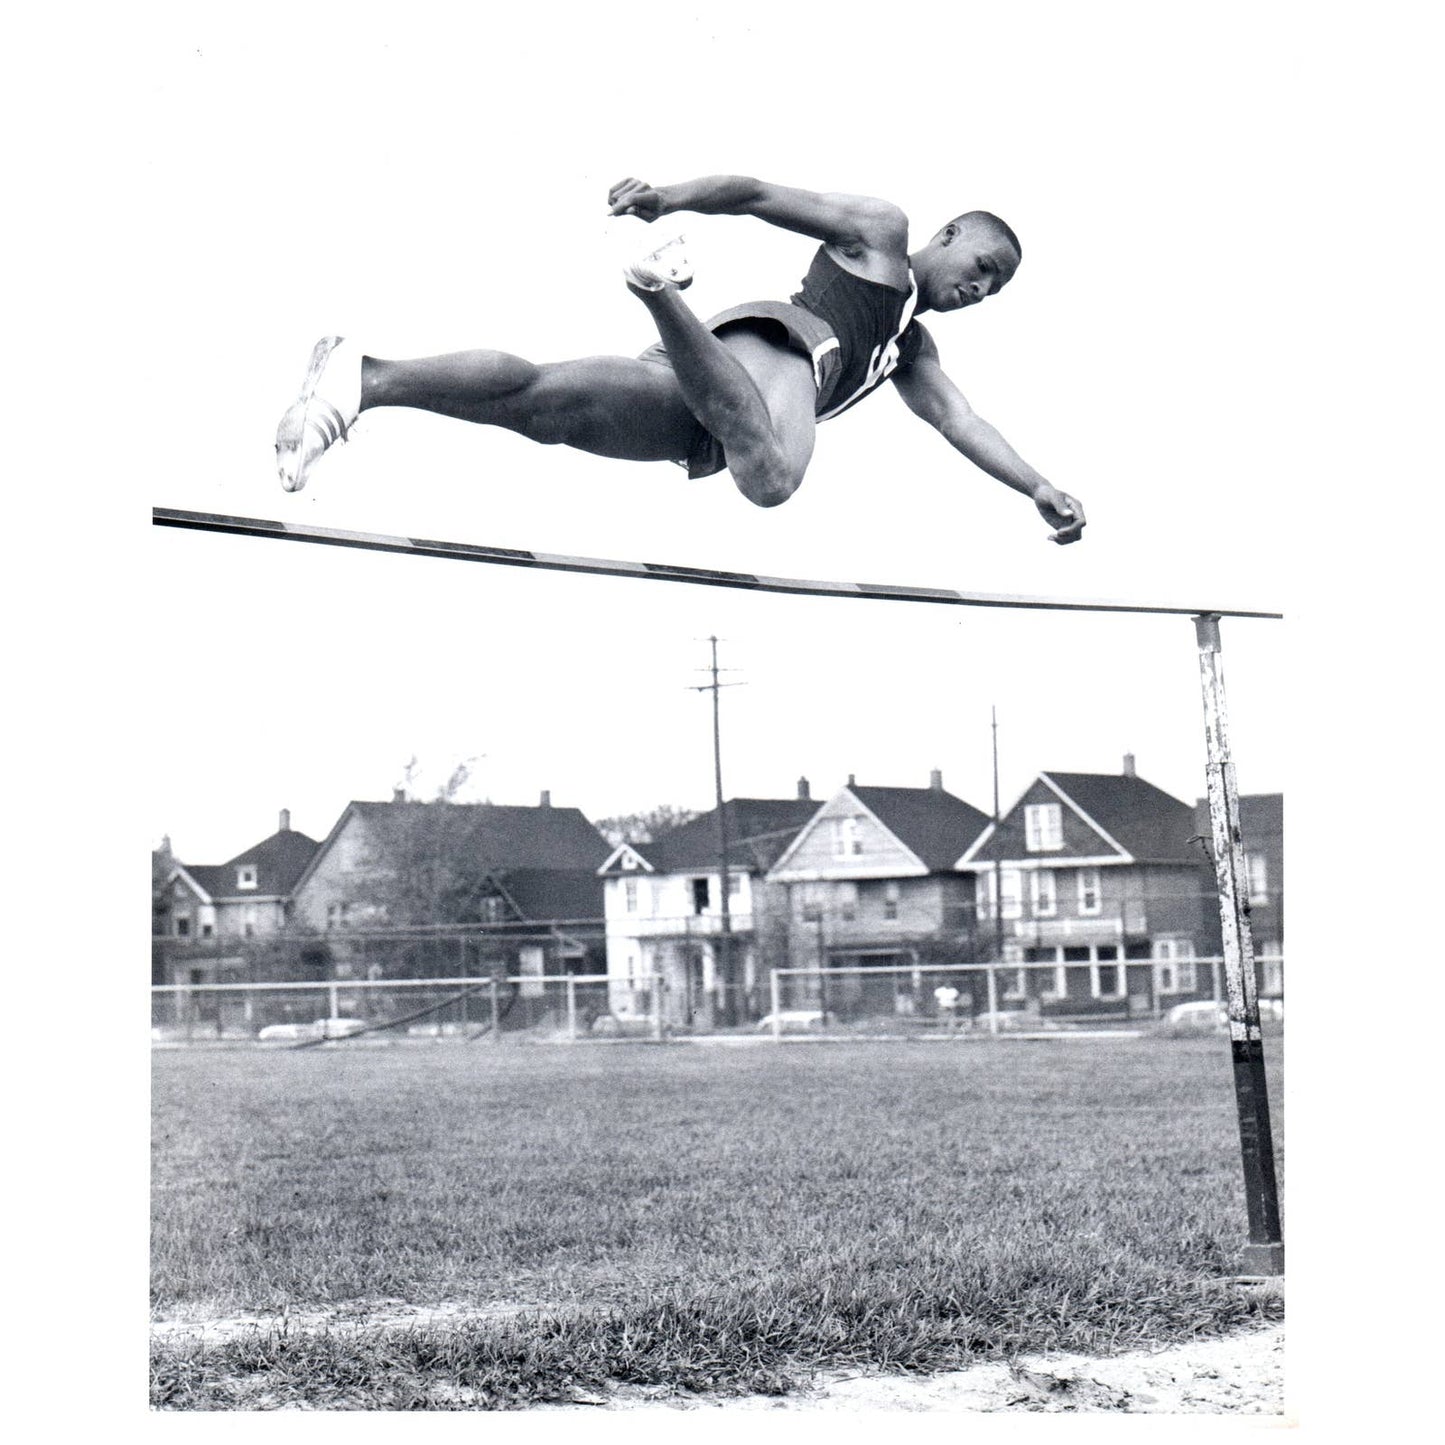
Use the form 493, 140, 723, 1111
489, 977, 500, 1043
770, 969, 782, 1043
650, 972, 663, 1041
986, 964, 999, 1034
327, 980, 340, 1019
566, 975, 577, 1041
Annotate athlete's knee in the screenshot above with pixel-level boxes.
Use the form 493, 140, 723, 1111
731, 452, 806, 508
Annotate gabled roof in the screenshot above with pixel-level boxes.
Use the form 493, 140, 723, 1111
961, 771, 1198, 866
848, 786, 992, 871
294, 799, 611, 897
1042, 772, 1197, 862
768, 783, 990, 878
1194, 792, 1283, 840
165, 864, 217, 904
494, 867, 606, 922
621, 798, 821, 874
217, 826, 321, 897
351, 800, 609, 868
167, 827, 321, 902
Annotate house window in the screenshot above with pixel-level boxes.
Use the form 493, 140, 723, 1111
326, 901, 351, 930
1025, 803, 1063, 852
1030, 870, 1057, 917
1260, 954, 1284, 995
1092, 946, 1123, 998
1000, 869, 1023, 919
1025, 946, 1065, 998
200, 923, 213, 939
1077, 868, 1102, 915
175, 916, 191, 937
836, 881, 858, 922
833, 816, 864, 857
237, 865, 258, 890
691, 877, 711, 914
798, 882, 826, 923
1155, 938, 1197, 993
727, 871, 742, 897
1245, 852, 1269, 905
884, 881, 900, 921
624, 878, 639, 913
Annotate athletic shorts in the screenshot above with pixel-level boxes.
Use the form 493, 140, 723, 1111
636, 300, 843, 480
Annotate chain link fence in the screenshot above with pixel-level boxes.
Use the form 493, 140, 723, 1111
151, 972, 661, 1045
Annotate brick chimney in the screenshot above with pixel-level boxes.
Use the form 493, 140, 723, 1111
847, 773, 857, 787
1122, 753, 1136, 778
929, 768, 944, 792
392, 787, 406, 804
279, 808, 291, 832
539, 790, 552, 808
797, 776, 810, 800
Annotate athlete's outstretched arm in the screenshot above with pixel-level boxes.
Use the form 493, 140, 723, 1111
891, 327, 1086, 544
608, 176, 908, 258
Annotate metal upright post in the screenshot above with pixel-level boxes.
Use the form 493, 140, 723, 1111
770, 969, 783, 1042
566, 975, 578, 1041
1193, 613, 1284, 1276
489, 977, 500, 1043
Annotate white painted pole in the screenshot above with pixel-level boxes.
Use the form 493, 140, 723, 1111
770, 968, 783, 1043
1194, 613, 1283, 1276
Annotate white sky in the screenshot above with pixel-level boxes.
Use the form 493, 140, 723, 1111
132, 7, 1311, 860
16, 4, 1436, 1429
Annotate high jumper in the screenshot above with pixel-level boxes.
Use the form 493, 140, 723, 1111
275, 174, 1086, 543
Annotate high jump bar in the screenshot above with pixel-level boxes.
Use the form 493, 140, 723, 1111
152, 508, 1283, 620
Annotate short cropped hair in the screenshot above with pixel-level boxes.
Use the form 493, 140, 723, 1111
953, 210, 1023, 265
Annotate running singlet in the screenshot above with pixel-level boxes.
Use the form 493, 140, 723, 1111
790, 248, 922, 421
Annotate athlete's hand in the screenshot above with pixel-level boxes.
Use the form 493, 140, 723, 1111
608, 178, 669, 222
1035, 485, 1087, 544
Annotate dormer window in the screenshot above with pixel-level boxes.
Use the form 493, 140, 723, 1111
237, 865, 258, 890
832, 816, 864, 857
1024, 803, 1063, 852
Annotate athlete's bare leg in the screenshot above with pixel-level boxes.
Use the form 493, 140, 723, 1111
627, 286, 817, 507
359, 351, 701, 464
360, 321, 816, 506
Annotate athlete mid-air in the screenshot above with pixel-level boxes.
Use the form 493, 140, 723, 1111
276, 174, 1086, 543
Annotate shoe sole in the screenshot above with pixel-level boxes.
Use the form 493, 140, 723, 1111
276, 335, 345, 492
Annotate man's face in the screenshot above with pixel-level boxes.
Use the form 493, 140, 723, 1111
924, 224, 1019, 312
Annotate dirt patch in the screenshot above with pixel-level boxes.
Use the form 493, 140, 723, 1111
150, 1298, 549, 1341
152, 1300, 1284, 1414
554, 1322, 1285, 1414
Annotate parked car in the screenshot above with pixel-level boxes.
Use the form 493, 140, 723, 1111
755, 1009, 829, 1033
1160, 1000, 1229, 1036
258, 1017, 369, 1043
970, 1010, 1062, 1033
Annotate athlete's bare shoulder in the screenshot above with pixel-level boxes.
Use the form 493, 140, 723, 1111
825, 199, 912, 289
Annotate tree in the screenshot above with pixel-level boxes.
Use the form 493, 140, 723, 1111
594, 804, 700, 847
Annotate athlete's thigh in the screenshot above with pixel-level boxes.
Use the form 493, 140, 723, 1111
717, 326, 818, 470
501, 355, 701, 462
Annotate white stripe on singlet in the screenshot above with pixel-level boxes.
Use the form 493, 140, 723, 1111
814, 271, 918, 422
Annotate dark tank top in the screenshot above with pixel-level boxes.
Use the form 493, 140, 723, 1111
791, 248, 922, 420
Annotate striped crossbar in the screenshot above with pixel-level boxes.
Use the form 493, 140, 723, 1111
151, 508, 1283, 620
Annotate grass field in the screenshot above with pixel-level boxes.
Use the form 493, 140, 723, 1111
151, 1036, 1284, 1409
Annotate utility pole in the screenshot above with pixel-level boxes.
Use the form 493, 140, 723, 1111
692, 638, 743, 1026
